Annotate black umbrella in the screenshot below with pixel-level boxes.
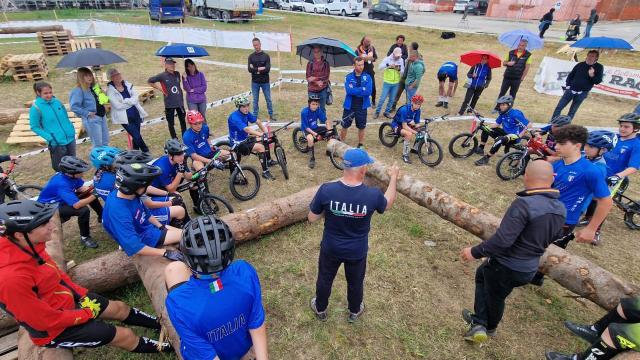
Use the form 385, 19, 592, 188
56, 48, 127, 69
296, 37, 357, 68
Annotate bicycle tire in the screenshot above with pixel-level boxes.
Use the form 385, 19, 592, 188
275, 146, 289, 180
624, 204, 640, 230
378, 122, 399, 148
229, 165, 261, 201
291, 127, 309, 153
14, 185, 43, 201
448, 133, 478, 158
417, 138, 443, 167
329, 147, 344, 170
214, 140, 233, 153
496, 151, 526, 181
199, 193, 234, 216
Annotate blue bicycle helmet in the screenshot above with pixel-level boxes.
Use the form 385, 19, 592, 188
587, 130, 616, 151
90, 146, 121, 168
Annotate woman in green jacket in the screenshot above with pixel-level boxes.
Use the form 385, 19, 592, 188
405, 50, 425, 104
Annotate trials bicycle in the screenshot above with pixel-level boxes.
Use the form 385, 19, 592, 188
0, 160, 42, 204
291, 119, 344, 170
377, 114, 447, 167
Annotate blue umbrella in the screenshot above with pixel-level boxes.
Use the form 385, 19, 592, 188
155, 43, 209, 58
570, 37, 633, 50
296, 37, 357, 68
498, 29, 544, 50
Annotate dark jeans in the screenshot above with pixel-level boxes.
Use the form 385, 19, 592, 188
365, 69, 376, 104
58, 199, 102, 238
472, 259, 536, 330
48, 142, 76, 172
552, 90, 590, 120
122, 117, 149, 153
165, 107, 186, 139
315, 248, 367, 314
539, 23, 550, 38
390, 78, 406, 110
497, 77, 522, 104
459, 87, 485, 115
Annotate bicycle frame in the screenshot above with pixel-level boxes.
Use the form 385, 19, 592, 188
1, 162, 20, 195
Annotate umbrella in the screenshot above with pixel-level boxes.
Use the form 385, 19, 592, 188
56, 48, 127, 68
155, 43, 209, 58
570, 37, 633, 50
498, 29, 544, 50
460, 50, 502, 69
296, 37, 357, 68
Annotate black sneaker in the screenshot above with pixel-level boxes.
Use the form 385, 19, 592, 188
309, 297, 327, 321
383, 112, 392, 119
267, 159, 278, 167
435, 101, 443, 107
462, 309, 476, 326
402, 155, 411, 164
347, 302, 365, 323
308, 158, 316, 169
374, 112, 380, 119
262, 170, 276, 181
410, 148, 419, 154
545, 351, 576, 360
474, 155, 490, 166
81, 236, 98, 249
474, 147, 484, 155
564, 321, 599, 344
357, 144, 364, 149
443, 102, 449, 109
270, 115, 277, 121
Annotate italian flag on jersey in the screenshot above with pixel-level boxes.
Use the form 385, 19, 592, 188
209, 279, 223, 294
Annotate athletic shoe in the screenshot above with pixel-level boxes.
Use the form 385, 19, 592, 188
402, 155, 411, 164
308, 158, 316, 169
435, 101, 443, 107
309, 297, 328, 322
270, 115, 277, 121
443, 102, 449, 109
262, 170, 276, 181
474, 155, 490, 166
347, 302, 365, 323
80, 236, 98, 249
462, 309, 476, 325
545, 351, 576, 360
267, 159, 278, 167
383, 112, 393, 119
357, 144, 365, 149
374, 112, 380, 119
564, 321, 599, 344
474, 147, 484, 155
464, 325, 488, 343
487, 328, 497, 337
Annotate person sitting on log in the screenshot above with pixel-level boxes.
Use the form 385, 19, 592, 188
183, 110, 229, 172
391, 94, 423, 164
92, 147, 187, 228
459, 160, 566, 344
37, 156, 103, 249
102, 163, 183, 260
545, 296, 640, 360
164, 215, 269, 360
301, 93, 333, 169
0, 199, 173, 354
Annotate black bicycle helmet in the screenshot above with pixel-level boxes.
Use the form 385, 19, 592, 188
164, 139, 188, 156
308, 93, 321, 103
496, 95, 514, 115
617, 113, 640, 128
115, 163, 162, 195
59, 156, 90, 174
113, 150, 153, 169
0, 200, 57, 264
181, 215, 235, 275
550, 115, 572, 127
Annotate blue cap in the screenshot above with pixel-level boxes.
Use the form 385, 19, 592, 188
343, 148, 375, 168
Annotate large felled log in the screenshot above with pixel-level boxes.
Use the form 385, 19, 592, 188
0, 25, 64, 34
327, 139, 640, 310
68, 251, 139, 293
133, 185, 321, 354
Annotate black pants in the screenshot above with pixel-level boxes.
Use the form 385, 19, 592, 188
165, 107, 186, 139
539, 23, 550, 38
315, 248, 367, 314
49, 142, 76, 172
497, 77, 522, 104
122, 116, 149, 153
459, 87, 485, 115
390, 78, 406, 110
58, 199, 102, 237
479, 128, 517, 155
472, 259, 536, 330
365, 69, 376, 104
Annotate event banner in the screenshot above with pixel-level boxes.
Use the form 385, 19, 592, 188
534, 56, 640, 101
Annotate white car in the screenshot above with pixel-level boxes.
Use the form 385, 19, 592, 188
302, 0, 327, 13
325, 0, 362, 16
452, 0, 469, 13
279, 0, 304, 10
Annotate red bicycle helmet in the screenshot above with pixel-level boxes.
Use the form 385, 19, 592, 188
187, 110, 205, 125
411, 94, 424, 104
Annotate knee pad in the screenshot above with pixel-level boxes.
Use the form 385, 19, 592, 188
620, 298, 640, 322
608, 323, 640, 351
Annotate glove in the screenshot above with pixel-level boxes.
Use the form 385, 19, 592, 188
607, 175, 621, 187
79, 296, 101, 318
176, 163, 186, 173
163, 249, 185, 262
170, 196, 184, 207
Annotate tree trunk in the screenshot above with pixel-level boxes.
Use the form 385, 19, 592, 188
327, 139, 640, 310
67, 251, 139, 294
0, 25, 64, 34
133, 185, 321, 354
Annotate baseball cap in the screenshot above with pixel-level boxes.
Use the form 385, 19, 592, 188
343, 148, 375, 168
393, 47, 402, 57
164, 57, 176, 64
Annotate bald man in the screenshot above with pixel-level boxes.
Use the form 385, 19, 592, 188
459, 160, 566, 344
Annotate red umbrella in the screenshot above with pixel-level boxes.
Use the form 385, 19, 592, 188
460, 50, 502, 69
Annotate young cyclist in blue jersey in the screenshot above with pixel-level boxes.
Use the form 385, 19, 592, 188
183, 110, 230, 172
475, 95, 531, 166
435, 61, 458, 109
391, 94, 423, 164
301, 94, 334, 169
102, 163, 183, 260
603, 113, 640, 194
165, 216, 268, 360
227, 95, 276, 181
536, 115, 572, 156
38, 156, 103, 249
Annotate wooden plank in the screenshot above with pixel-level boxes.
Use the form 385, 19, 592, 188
12, 72, 48, 81
0, 330, 17, 355
0, 349, 17, 360
12, 124, 82, 131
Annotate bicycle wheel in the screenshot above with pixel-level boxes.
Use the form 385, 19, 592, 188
214, 140, 233, 153
417, 138, 443, 167
275, 145, 289, 180
329, 147, 344, 170
378, 122, 399, 148
448, 133, 478, 158
199, 193, 234, 216
623, 204, 640, 230
496, 151, 526, 181
14, 185, 43, 200
292, 127, 309, 153
229, 165, 261, 201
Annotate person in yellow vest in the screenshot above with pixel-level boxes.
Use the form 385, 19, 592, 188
375, 47, 404, 119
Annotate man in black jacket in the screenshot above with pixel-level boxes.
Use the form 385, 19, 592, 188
459, 160, 566, 343
539, 8, 555, 38
551, 50, 603, 121
248, 37, 276, 120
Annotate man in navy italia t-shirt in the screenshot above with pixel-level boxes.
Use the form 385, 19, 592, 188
308, 148, 399, 323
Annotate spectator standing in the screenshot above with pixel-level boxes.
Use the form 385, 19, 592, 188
584, 8, 599, 38
496, 39, 532, 108
391, 41, 419, 112
551, 50, 603, 121
182, 59, 208, 122
539, 8, 555, 38
29, 82, 76, 171
404, 50, 425, 104
458, 55, 492, 115
106, 68, 150, 153
248, 37, 275, 120
356, 36, 378, 105
148, 57, 186, 139
341, 58, 373, 149
375, 48, 405, 119
386, 35, 408, 60
436, 61, 458, 109
306, 45, 331, 114
308, 148, 399, 323
70, 67, 110, 148
566, 15, 581, 41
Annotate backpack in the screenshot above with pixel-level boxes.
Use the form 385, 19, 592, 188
441, 32, 455, 40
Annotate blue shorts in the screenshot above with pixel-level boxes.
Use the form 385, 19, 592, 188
141, 226, 165, 248
342, 108, 367, 129
437, 72, 457, 82
149, 195, 171, 225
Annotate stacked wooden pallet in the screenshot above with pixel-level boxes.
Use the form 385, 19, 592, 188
5, 54, 48, 82
136, 86, 157, 103
67, 38, 102, 52
37, 30, 73, 56
6, 112, 83, 145
0, 54, 13, 76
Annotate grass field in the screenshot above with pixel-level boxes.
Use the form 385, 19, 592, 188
1, 9, 639, 360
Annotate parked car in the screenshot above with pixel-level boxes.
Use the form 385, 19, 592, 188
303, 0, 327, 13
453, 0, 487, 15
280, 0, 303, 10
149, 0, 185, 22
325, 0, 362, 16
367, 2, 406, 21
264, 0, 279, 8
